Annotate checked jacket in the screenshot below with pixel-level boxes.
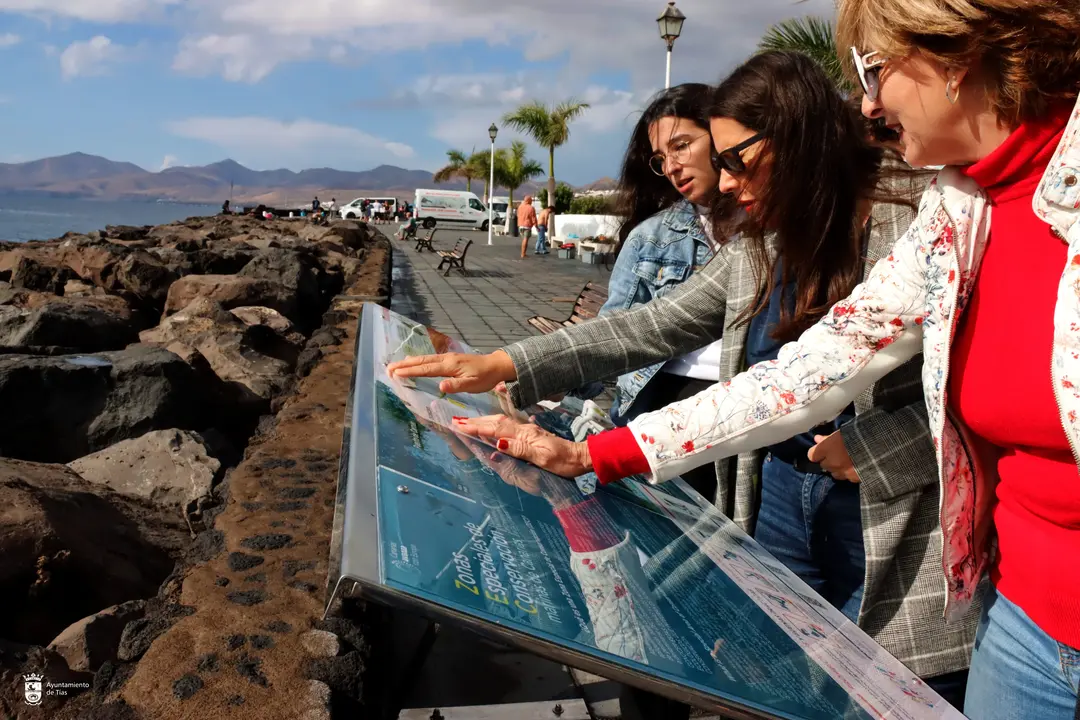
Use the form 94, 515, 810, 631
501, 171, 979, 678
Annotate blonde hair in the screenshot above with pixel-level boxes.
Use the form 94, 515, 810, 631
837, 0, 1080, 125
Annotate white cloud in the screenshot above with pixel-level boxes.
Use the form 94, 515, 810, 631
59, 35, 126, 80
172, 33, 314, 84
171, 0, 835, 85
160, 154, 179, 170
0, 0, 178, 23
0, 33, 20, 48
166, 116, 415, 169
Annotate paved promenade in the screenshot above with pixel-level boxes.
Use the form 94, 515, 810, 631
383, 228, 610, 352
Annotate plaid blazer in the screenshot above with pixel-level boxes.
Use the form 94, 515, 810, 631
502, 185, 979, 679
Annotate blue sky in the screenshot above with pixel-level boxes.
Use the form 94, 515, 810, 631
0, 0, 834, 185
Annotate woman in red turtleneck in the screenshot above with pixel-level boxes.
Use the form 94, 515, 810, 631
388, 1, 1080, 716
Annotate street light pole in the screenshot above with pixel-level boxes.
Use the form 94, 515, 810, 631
487, 123, 498, 246
657, 2, 686, 89
665, 44, 673, 89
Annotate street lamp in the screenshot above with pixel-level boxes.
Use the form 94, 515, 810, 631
487, 123, 498, 246
657, 1, 686, 89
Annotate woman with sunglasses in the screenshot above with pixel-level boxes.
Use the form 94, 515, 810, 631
390, 50, 974, 709
594, 83, 728, 499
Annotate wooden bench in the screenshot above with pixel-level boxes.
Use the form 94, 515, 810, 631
400, 224, 418, 242
527, 282, 608, 334
414, 228, 437, 252
436, 238, 473, 277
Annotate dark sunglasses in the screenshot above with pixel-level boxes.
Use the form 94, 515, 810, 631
710, 133, 765, 174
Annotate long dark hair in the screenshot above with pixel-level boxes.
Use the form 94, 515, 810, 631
712, 50, 895, 341
614, 83, 716, 252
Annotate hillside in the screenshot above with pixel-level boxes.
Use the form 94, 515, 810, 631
0, 153, 554, 204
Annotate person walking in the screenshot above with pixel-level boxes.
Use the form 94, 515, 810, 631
535, 205, 553, 255
517, 195, 538, 259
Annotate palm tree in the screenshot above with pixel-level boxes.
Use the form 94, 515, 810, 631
758, 16, 853, 93
467, 150, 496, 203
502, 100, 590, 214
433, 149, 483, 192
494, 141, 544, 212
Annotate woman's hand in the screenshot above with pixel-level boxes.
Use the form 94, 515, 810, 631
388, 350, 517, 394
807, 431, 861, 483
453, 415, 593, 478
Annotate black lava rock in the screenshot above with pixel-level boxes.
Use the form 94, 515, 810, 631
227, 552, 265, 571
117, 605, 195, 661
259, 458, 297, 470
240, 533, 293, 551
283, 560, 317, 579
235, 653, 269, 687
249, 635, 274, 650
226, 634, 246, 650
197, 653, 221, 673
172, 674, 203, 701
272, 500, 309, 512
262, 620, 292, 634
244, 573, 267, 584
215, 576, 231, 587
241, 502, 264, 511
226, 590, 267, 606
188, 530, 225, 563
306, 651, 364, 701
279, 487, 316, 499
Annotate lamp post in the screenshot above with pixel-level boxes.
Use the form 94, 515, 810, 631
657, 1, 686, 89
487, 123, 498, 246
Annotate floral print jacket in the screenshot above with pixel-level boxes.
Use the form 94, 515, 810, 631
625, 97, 1080, 623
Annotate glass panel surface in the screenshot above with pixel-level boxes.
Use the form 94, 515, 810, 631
356, 305, 964, 720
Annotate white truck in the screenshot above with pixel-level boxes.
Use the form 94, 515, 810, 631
414, 189, 489, 230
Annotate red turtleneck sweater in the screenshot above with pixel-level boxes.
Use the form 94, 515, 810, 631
950, 108, 1080, 648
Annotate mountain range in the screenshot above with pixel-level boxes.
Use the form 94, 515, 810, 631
0, 152, 551, 206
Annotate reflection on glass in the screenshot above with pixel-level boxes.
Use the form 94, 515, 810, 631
366, 306, 960, 720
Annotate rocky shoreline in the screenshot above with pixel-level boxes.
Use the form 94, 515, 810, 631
0, 214, 390, 718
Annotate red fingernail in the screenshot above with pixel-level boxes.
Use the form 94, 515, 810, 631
452, 416, 466, 422
497, 439, 509, 451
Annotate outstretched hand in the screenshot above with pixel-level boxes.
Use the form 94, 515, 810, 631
387, 350, 517, 394
453, 415, 593, 479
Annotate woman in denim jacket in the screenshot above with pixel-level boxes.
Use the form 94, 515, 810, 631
601, 84, 728, 499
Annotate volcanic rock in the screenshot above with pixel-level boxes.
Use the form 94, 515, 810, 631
0, 344, 215, 463
141, 297, 297, 402
0, 458, 187, 645
67, 430, 221, 509
163, 275, 298, 324
47, 600, 147, 673
0, 296, 138, 352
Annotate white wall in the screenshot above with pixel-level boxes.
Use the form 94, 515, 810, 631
551, 215, 623, 243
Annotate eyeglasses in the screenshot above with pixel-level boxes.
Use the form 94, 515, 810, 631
649, 133, 711, 176
710, 133, 765, 174
850, 47, 887, 102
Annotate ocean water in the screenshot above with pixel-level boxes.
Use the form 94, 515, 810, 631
0, 194, 218, 242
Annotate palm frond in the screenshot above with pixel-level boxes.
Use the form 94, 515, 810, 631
758, 16, 852, 93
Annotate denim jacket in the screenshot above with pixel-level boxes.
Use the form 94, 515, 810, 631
602, 199, 715, 424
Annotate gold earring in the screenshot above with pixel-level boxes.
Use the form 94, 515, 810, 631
946, 78, 961, 104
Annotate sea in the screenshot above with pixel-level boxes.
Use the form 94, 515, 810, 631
0, 194, 219, 243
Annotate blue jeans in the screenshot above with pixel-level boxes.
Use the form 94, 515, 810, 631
535, 224, 548, 253
965, 586, 1080, 720
754, 454, 865, 622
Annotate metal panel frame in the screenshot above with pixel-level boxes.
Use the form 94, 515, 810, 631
327, 303, 787, 720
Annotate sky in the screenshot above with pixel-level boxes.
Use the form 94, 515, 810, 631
0, 0, 835, 185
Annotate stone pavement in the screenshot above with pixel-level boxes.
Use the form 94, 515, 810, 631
382, 227, 610, 352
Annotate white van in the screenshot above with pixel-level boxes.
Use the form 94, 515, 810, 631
414, 189, 489, 230
339, 196, 398, 220
490, 196, 510, 227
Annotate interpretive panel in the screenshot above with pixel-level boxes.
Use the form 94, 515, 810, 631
336, 304, 964, 720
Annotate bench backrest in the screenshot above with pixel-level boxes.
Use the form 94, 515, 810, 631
457, 239, 474, 258
569, 282, 608, 323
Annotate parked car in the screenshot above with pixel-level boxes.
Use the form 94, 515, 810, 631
339, 197, 398, 219
413, 189, 489, 230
